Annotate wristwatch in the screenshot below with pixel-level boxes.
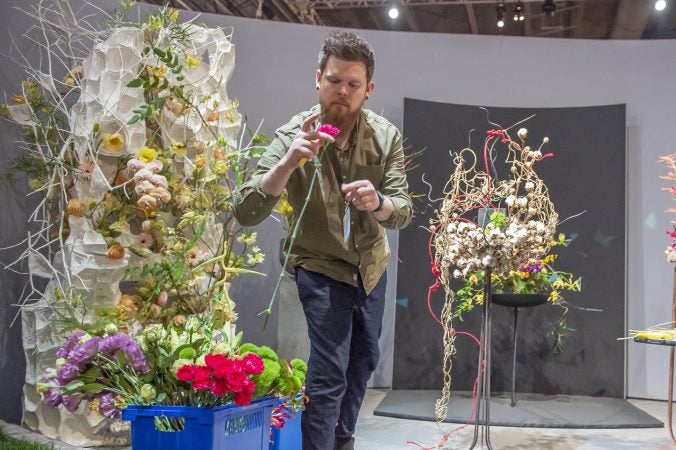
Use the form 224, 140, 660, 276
372, 191, 386, 213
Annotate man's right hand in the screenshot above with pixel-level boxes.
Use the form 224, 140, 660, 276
283, 112, 336, 168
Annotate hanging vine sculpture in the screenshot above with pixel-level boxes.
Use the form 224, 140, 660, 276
429, 127, 559, 424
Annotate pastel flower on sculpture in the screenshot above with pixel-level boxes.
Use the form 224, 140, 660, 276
171, 140, 187, 157
137, 194, 157, 209
78, 158, 94, 180
67, 199, 85, 217
136, 232, 154, 248
150, 186, 171, 203
107, 244, 125, 260
134, 180, 154, 196
186, 246, 208, 266
102, 133, 124, 152
137, 146, 158, 164
185, 54, 201, 69
133, 168, 154, 182
168, 8, 180, 22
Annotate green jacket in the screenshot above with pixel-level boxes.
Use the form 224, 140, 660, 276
233, 106, 412, 294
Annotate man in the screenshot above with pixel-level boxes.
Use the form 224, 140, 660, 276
234, 31, 411, 450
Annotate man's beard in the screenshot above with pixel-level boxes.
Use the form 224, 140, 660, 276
320, 101, 360, 133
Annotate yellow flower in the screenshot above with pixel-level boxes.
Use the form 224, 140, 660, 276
185, 54, 202, 69
552, 279, 566, 289
195, 154, 206, 168
143, 15, 163, 32
518, 271, 530, 279
102, 133, 125, 152
469, 274, 479, 285
224, 110, 236, 123
543, 254, 557, 265
548, 290, 560, 302
146, 65, 166, 78
171, 140, 187, 158
11, 95, 25, 104
168, 8, 180, 23
212, 160, 228, 175
137, 146, 157, 163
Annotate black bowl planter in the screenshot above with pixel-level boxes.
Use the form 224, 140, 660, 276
491, 293, 548, 308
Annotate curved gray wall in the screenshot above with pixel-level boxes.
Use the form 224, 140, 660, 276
1, 0, 675, 422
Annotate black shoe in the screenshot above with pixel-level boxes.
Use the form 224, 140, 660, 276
334, 436, 355, 450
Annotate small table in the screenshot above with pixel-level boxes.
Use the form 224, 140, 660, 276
633, 337, 676, 444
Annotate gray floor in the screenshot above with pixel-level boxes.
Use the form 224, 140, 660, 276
2, 389, 675, 449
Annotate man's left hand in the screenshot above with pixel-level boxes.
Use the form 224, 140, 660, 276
342, 180, 379, 212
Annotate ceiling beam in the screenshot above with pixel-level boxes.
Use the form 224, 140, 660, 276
523, 1, 531, 36
400, 1, 420, 32
464, 2, 479, 34
610, 0, 651, 39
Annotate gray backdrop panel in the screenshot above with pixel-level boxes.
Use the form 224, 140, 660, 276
394, 99, 626, 397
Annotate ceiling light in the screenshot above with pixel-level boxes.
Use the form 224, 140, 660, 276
513, 1, 524, 21
655, 0, 667, 11
497, 3, 506, 28
388, 6, 399, 19
542, 0, 556, 17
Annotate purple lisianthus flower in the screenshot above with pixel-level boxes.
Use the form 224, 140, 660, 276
99, 333, 130, 356
56, 330, 86, 358
44, 389, 62, 407
57, 362, 81, 385
98, 393, 121, 419
61, 394, 83, 412
100, 333, 149, 373
122, 340, 149, 373
68, 336, 100, 370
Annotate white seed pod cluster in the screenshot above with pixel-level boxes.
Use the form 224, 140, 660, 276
438, 217, 553, 279
432, 127, 558, 282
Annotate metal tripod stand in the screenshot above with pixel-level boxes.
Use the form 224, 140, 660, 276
466, 267, 494, 450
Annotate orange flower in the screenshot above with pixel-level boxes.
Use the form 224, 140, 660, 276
107, 244, 125, 260
67, 199, 85, 217
206, 111, 218, 122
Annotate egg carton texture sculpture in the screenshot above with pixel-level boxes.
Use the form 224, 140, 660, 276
10, 12, 242, 446
430, 127, 558, 422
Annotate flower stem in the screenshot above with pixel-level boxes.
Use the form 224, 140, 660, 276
260, 151, 325, 329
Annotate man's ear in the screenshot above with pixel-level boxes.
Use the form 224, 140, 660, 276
365, 80, 375, 99
315, 69, 321, 90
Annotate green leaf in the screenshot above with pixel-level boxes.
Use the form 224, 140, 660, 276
127, 78, 144, 88
152, 47, 166, 59
63, 380, 85, 395
81, 383, 105, 394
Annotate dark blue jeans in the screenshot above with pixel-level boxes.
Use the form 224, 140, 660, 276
295, 267, 387, 450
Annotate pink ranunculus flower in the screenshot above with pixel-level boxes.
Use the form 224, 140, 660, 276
317, 123, 341, 138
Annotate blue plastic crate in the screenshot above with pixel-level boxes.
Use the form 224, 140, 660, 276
122, 397, 277, 450
269, 410, 302, 450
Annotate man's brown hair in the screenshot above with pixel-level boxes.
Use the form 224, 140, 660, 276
318, 31, 375, 82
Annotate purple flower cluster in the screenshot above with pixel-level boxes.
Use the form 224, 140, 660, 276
100, 333, 149, 373
40, 330, 149, 416
520, 260, 543, 273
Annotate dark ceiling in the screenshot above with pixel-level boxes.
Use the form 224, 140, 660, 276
138, 0, 676, 39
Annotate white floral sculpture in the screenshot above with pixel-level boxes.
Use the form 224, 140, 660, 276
4, 3, 247, 445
